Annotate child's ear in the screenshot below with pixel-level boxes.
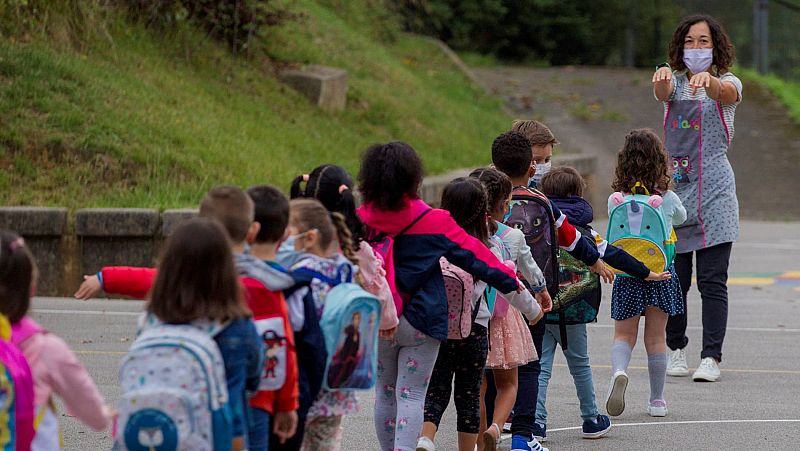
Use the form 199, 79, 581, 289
246, 222, 261, 244
528, 162, 536, 178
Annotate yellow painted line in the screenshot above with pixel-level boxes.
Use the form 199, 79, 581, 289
556, 363, 800, 376
780, 271, 800, 278
727, 277, 775, 286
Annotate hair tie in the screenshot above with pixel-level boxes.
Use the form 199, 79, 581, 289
338, 184, 349, 194
302, 174, 310, 182
9, 237, 24, 252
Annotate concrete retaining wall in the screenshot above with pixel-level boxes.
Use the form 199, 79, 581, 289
1, 153, 595, 297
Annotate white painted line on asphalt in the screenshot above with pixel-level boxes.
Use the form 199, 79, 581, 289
546, 419, 800, 433
587, 324, 800, 333
557, 363, 800, 376
32, 308, 141, 316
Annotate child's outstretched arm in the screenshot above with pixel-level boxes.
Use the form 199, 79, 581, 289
74, 267, 157, 300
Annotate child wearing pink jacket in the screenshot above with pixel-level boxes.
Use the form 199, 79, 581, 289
0, 231, 112, 450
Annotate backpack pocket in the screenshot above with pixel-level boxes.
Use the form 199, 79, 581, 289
119, 388, 198, 451
609, 236, 668, 275
254, 317, 288, 391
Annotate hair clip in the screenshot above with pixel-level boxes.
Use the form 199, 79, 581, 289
338, 184, 349, 194
9, 237, 24, 252
302, 174, 310, 182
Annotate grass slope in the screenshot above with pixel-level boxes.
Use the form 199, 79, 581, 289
0, 1, 510, 208
739, 68, 800, 125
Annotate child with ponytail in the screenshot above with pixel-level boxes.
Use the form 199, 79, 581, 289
285, 198, 363, 451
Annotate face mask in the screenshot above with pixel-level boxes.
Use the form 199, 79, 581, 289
683, 48, 713, 74
528, 162, 552, 188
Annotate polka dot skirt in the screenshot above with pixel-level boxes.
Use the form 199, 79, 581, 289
611, 265, 684, 320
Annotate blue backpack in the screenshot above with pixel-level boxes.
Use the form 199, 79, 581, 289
294, 263, 382, 392
606, 183, 677, 276
117, 316, 232, 451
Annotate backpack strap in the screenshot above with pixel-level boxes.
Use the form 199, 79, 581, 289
11, 316, 46, 345
396, 209, 432, 237
631, 182, 650, 196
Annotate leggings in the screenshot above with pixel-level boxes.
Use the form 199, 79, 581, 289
424, 323, 488, 433
374, 317, 441, 451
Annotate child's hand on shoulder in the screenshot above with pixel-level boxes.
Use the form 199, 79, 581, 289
74, 274, 102, 300
646, 271, 672, 282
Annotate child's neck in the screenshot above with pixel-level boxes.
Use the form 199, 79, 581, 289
250, 242, 280, 261
231, 241, 248, 255
509, 175, 529, 187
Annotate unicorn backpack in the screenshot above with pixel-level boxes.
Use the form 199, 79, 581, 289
319, 280, 381, 391
116, 315, 232, 451
606, 183, 677, 276
0, 314, 35, 451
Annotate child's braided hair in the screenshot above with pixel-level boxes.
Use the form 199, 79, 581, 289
469, 167, 512, 235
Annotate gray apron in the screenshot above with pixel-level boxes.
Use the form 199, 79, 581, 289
663, 76, 739, 253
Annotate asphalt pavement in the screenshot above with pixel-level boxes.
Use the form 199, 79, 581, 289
36, 220, 800, 450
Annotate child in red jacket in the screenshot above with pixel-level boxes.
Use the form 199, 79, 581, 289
75, 186, 299, 451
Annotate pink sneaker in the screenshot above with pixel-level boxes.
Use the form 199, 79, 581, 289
647, 399, 668, 417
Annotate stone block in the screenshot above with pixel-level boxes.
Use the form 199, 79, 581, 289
76, 209, 160, 277
280, 65, 347, 111
162, 209, 199, 237
0, 207, 68, 296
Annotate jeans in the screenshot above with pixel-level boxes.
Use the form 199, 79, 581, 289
537, 323, 598, 424
248, 407, 270, 451
484, 320, 544, 438
666, 242, 732, 362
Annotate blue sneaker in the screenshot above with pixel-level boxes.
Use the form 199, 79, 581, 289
511, 434, 549, 451
531, 422, 547, 442
582, 414, 611, 439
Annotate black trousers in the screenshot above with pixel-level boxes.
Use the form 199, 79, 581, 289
666, 242, 733, 362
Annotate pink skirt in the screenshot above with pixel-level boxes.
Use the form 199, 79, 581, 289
485, 308, 537, 369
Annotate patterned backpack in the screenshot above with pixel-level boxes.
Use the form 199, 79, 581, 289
547, 224, 602, 331
504, 186, 560, 295
606, 183, 676, 276
116, 316, 232, 451
0, 314, 35, 451
441, 257, 476, 339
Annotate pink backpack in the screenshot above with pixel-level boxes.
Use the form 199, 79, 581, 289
0, 314, 35, 451
366, 209, 431, 317
440, 258, 476, 339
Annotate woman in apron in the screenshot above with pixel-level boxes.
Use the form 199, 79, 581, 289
652, 14, 742, 383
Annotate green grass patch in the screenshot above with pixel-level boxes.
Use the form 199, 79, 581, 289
0, 0, 510, 209
739, 68, 800, 125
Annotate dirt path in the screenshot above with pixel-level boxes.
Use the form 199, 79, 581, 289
472, 66, 800, 220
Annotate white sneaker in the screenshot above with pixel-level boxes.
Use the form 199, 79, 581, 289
416, 436, 436, 451
605, 370, 628, 417
647, 399, 668, 417
666, 348, 689, 377
692, 357, 721, 382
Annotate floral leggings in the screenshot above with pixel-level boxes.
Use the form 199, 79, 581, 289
423, 323, 488, 433
374, 317, 441, 451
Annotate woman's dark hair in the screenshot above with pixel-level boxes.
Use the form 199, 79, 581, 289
357, 141, 423, 211
540, 166, 586, 198
612, 129, 672, 195
668, 14, 735, 74
290, 164, 365, 250
469, 167, 512, 235
148, 218, 249, 323
441, 178, 490, 247
0, 230, 35, 323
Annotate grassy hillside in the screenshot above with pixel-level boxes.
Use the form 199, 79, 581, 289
0, 1, 510, 208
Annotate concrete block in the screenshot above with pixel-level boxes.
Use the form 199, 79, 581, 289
0, 207, 68, 296
280, 65, 347, 111
76, 209, 160, 277
162, 209, 199, 237
419, 169, 471, 207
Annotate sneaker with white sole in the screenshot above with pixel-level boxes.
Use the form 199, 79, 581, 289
692, 357, 721, 382
666, 348, 689, 377
605, 370, 628, 417
582, 414, 611, 439
416, 436, 436, 451
510, 434, 548, 451
647, 399, 668, 417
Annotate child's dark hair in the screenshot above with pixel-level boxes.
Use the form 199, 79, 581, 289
199, 185, 254, 243
540, 166, 586, 198
441, 178, 490, 247
148, 218, 249, 323
358, 141, 423, 211
469, 167, 512, 235
246, 185, 289, 243
289, 199, 359, 266
491, 132, 532, 178
0, 231, 35, 323
290, 164, 365, 251
612, 129, 672, 195
668, 14, 735, 74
